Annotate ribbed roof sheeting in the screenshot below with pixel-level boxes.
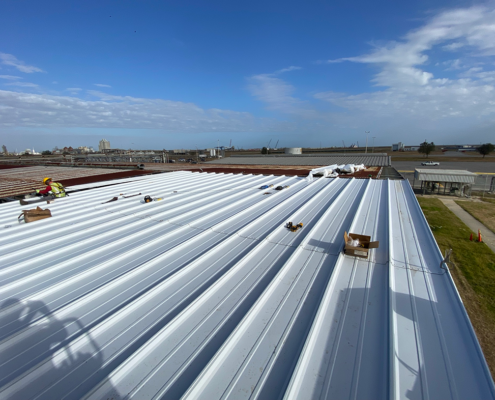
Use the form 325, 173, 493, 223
0, 165, 125, 197
0, 171, 493, 400
414, 169, 477, 183
207, 154, 391, 166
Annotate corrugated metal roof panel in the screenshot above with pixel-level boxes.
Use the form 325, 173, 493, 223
414, 169, 477, 183
207, 154, 391, 166
0, 171, 493, 400
0, 165, 137, 197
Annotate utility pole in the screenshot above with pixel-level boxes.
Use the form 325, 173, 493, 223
372, 137, 376, 153
365, 131, 370, 154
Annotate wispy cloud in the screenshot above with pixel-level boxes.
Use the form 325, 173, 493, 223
247, 66, 318, 117
0, 89, 289, 133
94, 83, 111, 88
0, 75, 22, 80
0, 52, 44, 73
323, 59, 345, 64
248, 73, 301, 110
274, 66, 301, 74
315, 5, 495, 124
66, 88, 82, 94
443, 42, 465, 51
5, 82, 39, 88
323, 6, 495, 87
247, 72, 319, 119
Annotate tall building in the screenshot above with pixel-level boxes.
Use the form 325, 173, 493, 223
99, 139, 111, 152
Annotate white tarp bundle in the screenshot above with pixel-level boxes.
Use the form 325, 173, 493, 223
306, 163, 366, 182
341, 164, 366, 174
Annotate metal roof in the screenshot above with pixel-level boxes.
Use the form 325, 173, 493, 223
0, 171, 493, 400
207, 153, 391, 167
0, 165, 130, 198
414, 169, 477, 183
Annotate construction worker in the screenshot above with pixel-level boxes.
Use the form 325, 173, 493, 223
37, 177, 67, 198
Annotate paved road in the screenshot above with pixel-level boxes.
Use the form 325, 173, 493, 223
439, 198, 495, 253
393, 160, 495, 174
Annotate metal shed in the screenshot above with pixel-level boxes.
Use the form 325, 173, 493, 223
0, 171, 493, 400
413, 168, 477, 196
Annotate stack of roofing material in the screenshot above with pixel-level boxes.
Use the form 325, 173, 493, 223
307, 164, 366, 181
0, 171, 493, 400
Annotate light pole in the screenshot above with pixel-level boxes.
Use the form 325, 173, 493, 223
372, 137, 376, 153
365, 131, 370, 153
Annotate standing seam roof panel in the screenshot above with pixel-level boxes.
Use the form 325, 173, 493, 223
0, 171, 493, 400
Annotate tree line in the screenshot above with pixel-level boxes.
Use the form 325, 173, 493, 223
418, 141, 494, 158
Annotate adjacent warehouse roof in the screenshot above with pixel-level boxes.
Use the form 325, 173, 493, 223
414, 168, 477, 183
207, 153, 391, 166
0, 171, 493, 400
0, 165, 150, 198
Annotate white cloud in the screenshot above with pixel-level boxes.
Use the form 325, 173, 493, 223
0, 75, 22, 80
248, 74, 299, 110
442, 58, 463, 70
315, 5, 495, 126
247, 73, 320, 120
66, 88, 82, 95
443, 42, 465, 51
0, 52, 44, 73
324, 6, 495, 87
323, 59, 345, 64
274, 66, 302, 74
246, 66, 321, 119
0, 89, 288, 133
5, 82, 39, 88
94, 83, 111, 88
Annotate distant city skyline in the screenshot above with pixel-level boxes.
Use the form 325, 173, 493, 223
2, 1, 495, 150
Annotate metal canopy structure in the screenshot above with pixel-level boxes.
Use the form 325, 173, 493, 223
0, 171, 493, 400
414, 169, 477, 196
208, 153, 391, 167
414, 169, 477, 183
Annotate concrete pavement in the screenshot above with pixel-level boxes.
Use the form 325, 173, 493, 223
439, 198, 495, 253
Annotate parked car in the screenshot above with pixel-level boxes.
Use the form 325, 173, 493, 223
421, 161, 440, 166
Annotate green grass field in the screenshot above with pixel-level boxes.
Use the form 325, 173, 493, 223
418, 197, 495, 377
456, 199, 495, 234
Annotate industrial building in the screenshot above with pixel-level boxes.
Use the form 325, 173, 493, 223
98, 139, 111, 152
0, 171, 493, 399
391, 142, 404, 151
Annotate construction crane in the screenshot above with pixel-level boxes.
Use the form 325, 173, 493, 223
267, 139, 272, 149
274, 139, 279, 150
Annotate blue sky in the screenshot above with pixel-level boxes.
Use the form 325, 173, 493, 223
1, 0, 495, 151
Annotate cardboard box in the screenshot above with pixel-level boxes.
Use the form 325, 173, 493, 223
18, 206, 52, 223
343, 231, 379, 259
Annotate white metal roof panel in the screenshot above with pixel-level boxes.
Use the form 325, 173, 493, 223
0, 171, 493, 400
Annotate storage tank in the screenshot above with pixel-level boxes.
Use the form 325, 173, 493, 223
285, 147, 302, 155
